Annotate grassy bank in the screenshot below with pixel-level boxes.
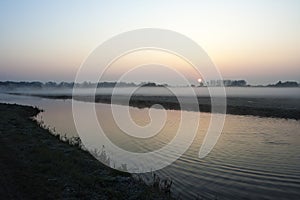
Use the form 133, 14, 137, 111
0, 103, 173, 199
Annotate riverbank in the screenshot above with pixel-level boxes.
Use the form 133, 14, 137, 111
9, 93, 300, 120
0, 103, 173, 199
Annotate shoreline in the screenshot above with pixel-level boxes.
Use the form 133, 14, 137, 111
0, 103, 173, 199
8, 92, 300, 120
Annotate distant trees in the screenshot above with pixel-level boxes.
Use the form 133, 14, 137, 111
58, 82, 74, 88
140, 82, 168, 87
0, 81, 42, 89
0, 80, 298, 90
44, 81, 57, 88
206, 80, 300, 87
207, 79, 247, 87
268, 81, 299, 87
96, 82, 139, 87
0, 81, 169, 90
140, 82, 157, 87
230, 80, 247, 87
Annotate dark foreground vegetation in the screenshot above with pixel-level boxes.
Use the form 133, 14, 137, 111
0, 103, 173, 200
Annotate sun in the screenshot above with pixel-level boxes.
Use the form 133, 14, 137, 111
197, 78, 202, 83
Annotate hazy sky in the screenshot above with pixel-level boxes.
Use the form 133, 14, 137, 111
0, 0, 299, 85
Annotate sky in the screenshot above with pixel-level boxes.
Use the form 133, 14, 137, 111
0, 0, 299, 85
